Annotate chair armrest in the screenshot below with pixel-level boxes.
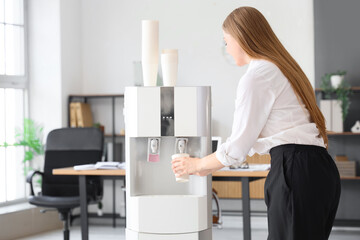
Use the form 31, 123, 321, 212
26, 170, 44, 196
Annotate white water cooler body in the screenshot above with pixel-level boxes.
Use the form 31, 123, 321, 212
124, 86, 212, 240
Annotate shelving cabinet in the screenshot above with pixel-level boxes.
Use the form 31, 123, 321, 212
315, 87, 360, 226
68, 94, 125, 227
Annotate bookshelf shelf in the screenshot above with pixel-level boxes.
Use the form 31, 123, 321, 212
315, 86, 360, 92
340, 176, 360, 180
104, 134, 125, 137
69, 94, 124, 98
328, 132, 360, 136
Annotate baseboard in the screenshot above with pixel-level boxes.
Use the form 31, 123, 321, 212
334, 219, 360, 228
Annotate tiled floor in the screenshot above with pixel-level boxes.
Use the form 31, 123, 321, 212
20, 216, 360, 240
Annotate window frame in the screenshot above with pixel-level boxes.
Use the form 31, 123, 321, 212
0, 0, 29, 206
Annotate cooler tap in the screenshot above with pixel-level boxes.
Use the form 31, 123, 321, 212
148, 138, 161, 162
175, 138, 188, 154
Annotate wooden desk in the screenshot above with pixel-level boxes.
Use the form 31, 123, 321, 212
53, 167, 125, 176
212, 170, 268, 178
213, 170, 269, 240
53, 167, 125, 240
53, 168, 268, 240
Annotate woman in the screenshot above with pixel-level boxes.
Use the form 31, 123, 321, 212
171, 6, 340, 240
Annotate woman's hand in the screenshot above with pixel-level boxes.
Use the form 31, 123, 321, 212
171, 156, 202, 178
171, 153, 225, 178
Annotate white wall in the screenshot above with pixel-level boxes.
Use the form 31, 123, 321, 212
28, 0, 62, 137
80, 0, 314, 140
28, 0, 82, 135
28, 0, 82, 174
60, 0, 82, 126
28, 0, 315, 144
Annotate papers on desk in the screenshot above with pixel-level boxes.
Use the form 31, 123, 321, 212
74, 162, 126, 170
220, 164, 270, 172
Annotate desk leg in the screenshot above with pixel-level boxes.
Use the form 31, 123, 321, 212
242, 177, 251, 240
79, 175, 89, 240
124, 176, 126, 228
113, 179, 116, 228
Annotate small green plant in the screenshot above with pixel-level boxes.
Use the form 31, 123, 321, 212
320, 71, 352, 122
320, 73, 333, 99
93, 122, 105, 133
333, 70, 347, 76
0, 118, 44, 177
336, 80, 352, 122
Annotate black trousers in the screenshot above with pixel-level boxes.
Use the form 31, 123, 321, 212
265, 144, 341, 240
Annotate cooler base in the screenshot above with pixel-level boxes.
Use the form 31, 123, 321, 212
127, 195, 208, 233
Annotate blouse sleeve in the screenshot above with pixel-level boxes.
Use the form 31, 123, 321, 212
215, 71, 276, 166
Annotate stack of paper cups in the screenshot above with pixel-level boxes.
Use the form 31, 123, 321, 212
161, 49, 178, 86
142, 20, 159, 86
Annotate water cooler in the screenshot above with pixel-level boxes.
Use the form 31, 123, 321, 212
124, 86, 212, 240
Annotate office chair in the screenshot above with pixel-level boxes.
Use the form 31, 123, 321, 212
212, 188, 223, 229
27, 128, 104, 240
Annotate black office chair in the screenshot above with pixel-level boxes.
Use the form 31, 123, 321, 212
27, 128, 104, 240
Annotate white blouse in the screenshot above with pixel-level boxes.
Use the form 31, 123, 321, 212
216, 59, 326, 167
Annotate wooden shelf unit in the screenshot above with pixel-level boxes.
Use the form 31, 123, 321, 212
67, 94, 125, 228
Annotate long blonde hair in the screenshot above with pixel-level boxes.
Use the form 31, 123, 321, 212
223, 6, 328, 149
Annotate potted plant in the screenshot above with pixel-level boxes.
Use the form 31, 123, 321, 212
320, 71, 352, 131
93, 122, 105, 133
0, 118, 44, 178
330, 70, 346, 89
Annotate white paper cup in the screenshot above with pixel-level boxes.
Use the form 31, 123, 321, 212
161, 51, 178, 87
162, 49, 178, 55
171, 153, 189, 183
142, 20, 159, 63
142, 62, 158, 86
142, 20, 159, 86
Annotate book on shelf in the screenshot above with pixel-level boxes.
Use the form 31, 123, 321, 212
70, 102, 93, 127
69, 102, 78, 127
335, 161, 356, 177
335, 155, 348, 161
319, 99, 343, 132
335, 155, 356, 177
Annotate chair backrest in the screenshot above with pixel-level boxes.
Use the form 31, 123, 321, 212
42, 128, 103, 197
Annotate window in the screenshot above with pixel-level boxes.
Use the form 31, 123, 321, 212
0, 0, 27, 205
0, 0, 25, 79
0, 89, 26, 203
